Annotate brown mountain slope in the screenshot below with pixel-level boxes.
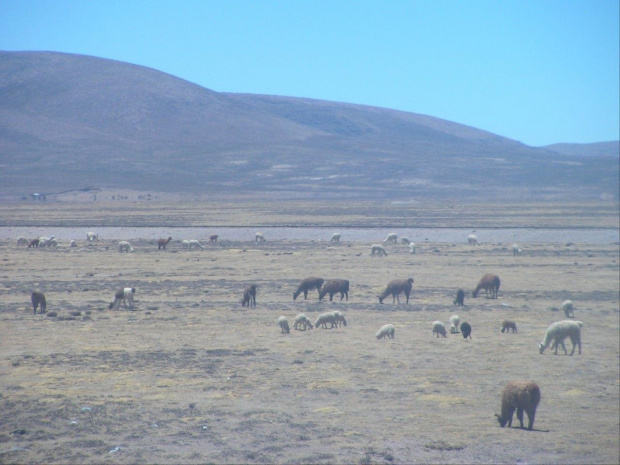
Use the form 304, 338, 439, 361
0, 51, 617, 200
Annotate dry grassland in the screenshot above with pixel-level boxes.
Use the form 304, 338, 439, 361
0, 202, 618, 464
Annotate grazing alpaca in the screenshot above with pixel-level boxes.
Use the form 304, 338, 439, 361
472, 273, 500, 299
37, 236, 56, 247
468, 234, 480, 245
383, 233, 398, 244
378, 278, 414, 304
210, 234, 218, 242
278, 316, 290, 334
562, 300, 575, 318
157, 237, 172, 249
293, 277, 324, 300
538, 320, 582, 355
401, 237, 410, 245
28, 238, 39, 248
255, 232, 266, 242
512, 243, 522, 255
187, 239, 205, 250
242, 284, 257, 307
319, 279, 350, 302
31, 291, 47, 314
17, 237, 28, 246
409, 242, 416, 254
86, 232, 99, 242
330, 233, 341, 242
495, 381, 540, 430
118, 241, 134, 253
109, 287, 136, 310
370, 244, 388, 256
453, 289, 465, 306
501, 320, 518, 333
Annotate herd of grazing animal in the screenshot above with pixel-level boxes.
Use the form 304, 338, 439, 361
20, 229, 583, 433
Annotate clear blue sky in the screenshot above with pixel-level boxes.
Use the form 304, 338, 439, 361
1, 0, 618, 146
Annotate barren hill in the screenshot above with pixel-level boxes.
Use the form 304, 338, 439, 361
0, 51, 617, 201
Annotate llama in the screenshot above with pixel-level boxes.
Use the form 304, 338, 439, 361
468, 234, 480, 246
319, 279, 350, 302
562, 300, 575, 318
210, 234, 218, 242
255, 232, 266, 242
495, 381, 541, 430
118, 241, 134, 253
501, 320, 518, 333
370, 244, 388, 256
181, 240, 190, 249
17, 237, 28, 246
472, 273, 500, 299
383, 233, 398, 244
109, 288, 135, 310
242, 284, 257, 307
330, 233, 341, 243
293, 277, 324, 300
187, 240, 205, 250
157, 237, 172, 249
86, 232, 99, 242
28, 238, 39, 248
378, 278, 414, 304
453, 289, 465, 306
376, 324, 395, 339
538, 320, 582, 355
31, 291, 47, 314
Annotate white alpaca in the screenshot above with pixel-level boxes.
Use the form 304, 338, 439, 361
538, 320, 583, 355
449, 315, 460, 333
38, 236, 57, 247
370, 244, 387, 256
383, 233, 398, 244
187, 239, 205, 250
330, 233, 341, 243
181, 240, 190, 249
376, 324, 395, 339
118, 241, 134, 253
86, 232, 99, 242
468, 234, 480, 246
109, 287, 135, 310
562, 300, 575, 318
409, 242, 416, 254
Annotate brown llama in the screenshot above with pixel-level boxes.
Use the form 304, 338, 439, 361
31, 291, 47, 314
28, 238, 39, 248
157, 237, 172, 249
472, 273, 501, 298
242, 284, 257, 307
210, 234, 218, 242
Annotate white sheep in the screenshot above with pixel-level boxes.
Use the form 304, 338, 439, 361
181, 240, 190, 249
118, 241, 134, 253
376, 324, 395, 339
70, 240, 77, 247
293, 313, 314, 331
278, 316, 290, 334
561, 300, 574, 318
538, 320, 583, 355
330, 232, 341, 243
449, 315, 460, 333
17, 237, 29, 246
86, 232, 99, 242
314, 312, 337, 329
332, 310, 347, 327
383, 233, 398, 244
468, 234, 480, 246
409, 242, 416, 254
432, 320, 447, 338
255, 232, 266, 242
109, 287, 135, 310
187, 239, 205, 250
512, 243, 522, 255
370, 244, 388, 256
37, 236, 56, 247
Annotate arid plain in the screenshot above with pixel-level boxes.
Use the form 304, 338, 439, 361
0, 201, 618, 464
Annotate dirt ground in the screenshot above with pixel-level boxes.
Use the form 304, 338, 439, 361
0, 202, 618, 464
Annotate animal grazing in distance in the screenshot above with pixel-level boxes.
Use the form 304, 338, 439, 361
370, 244, 387, 256
495, 381, 540, 431
31, 291, 47, 314
332, 310, 347, 327
319, 279, 349, 302
383, 233, 398, 244
293, 277, 324, 300
453, 289, 465, 306
157, 237, 172, 249
562, 300, 574, 318
109, 287, 135, 310
376, 324, 395, 339
278, 316, 290, 334
450, 315, 460, 334
210, 235, 218, 242
314, 312, 338, 329
293, 313, 314, 331
86, 232, 99, 242
460, 322, 472, 339
512, 243, 522, 255
242, 284, 257, 307
401, 237, 410, 245
378, 278, 414, 304
187, 239, 205, 250
501, 320, 517, 333
409, 242, 416, 254
468, 234, 480, 245
432, 321, 447, 338
330, 233, 341, 242
17, 237, 28, 246
28, 238, 39, 248
118, 241, 134, 253
255, 232, 266, 242
538, 320, 582, 355
472, 273, 500, 299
